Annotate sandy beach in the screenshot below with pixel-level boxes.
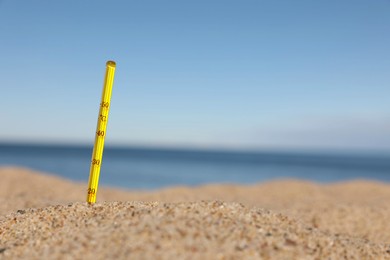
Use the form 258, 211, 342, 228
1, 167, 390, 259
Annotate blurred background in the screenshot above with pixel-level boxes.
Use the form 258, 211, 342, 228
0, 1, 389, 189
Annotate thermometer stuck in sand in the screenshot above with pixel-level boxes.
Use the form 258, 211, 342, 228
87, 61, 116, 204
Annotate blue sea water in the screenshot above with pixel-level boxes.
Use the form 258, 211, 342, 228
0, 143, 389, 190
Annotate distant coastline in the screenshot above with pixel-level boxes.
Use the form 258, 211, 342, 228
1, 142, 390, 190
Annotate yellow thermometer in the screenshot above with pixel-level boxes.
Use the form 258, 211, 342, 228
87, 60, 116, 204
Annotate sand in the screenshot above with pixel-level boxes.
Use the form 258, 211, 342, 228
1, 167, 390, 259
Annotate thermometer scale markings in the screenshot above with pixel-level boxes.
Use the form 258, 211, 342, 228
86, 61, 116, 204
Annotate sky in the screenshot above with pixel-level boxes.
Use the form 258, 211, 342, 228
0, 0, 389, 152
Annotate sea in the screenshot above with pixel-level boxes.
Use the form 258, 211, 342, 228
0, 143, 389, 190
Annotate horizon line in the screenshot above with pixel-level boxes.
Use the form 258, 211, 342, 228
0, 139, 389, 158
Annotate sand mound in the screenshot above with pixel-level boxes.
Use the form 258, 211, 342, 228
1, 201, 389, 259
1, 167, 390, 259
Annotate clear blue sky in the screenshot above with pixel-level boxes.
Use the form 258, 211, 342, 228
1, 0, 389, 152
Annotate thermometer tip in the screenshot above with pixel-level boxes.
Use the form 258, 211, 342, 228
106, 60, 116, 68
